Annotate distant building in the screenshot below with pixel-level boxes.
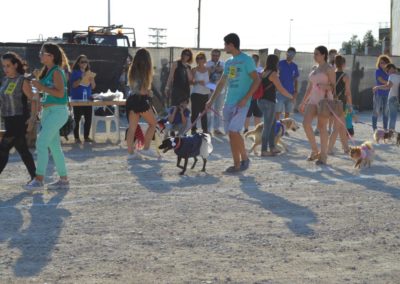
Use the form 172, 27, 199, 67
392, 0, 400, 55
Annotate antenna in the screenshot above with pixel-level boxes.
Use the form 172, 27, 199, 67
148, 28, 167, 48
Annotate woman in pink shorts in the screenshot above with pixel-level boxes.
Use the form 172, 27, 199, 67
299, 46, 336, 165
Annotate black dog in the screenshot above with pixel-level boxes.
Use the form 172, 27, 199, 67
159, 133, 213, 175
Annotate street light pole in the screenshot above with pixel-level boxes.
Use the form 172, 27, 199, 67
108, 0, 111, 26
289, 19, 293, 47
197, 0, 201, 48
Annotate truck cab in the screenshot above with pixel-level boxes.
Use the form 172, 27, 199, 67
62, 25, 136, 47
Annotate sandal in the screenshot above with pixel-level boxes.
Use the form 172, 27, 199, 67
306, 152, 319, 161
315, 155, 327, 166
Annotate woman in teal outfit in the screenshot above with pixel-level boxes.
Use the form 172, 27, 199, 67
24, 43, 70, 191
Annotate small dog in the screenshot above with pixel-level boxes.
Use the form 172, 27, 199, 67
373, 129, 394, 143
349, 141, 375, 168
158, 133, 213, 175
245, 118, 299, 154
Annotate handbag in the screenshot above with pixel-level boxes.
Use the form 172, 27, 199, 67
317, 90, 333, 118
60, 105, 75, 140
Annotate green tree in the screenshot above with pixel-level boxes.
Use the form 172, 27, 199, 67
342, 35, 362, 54
362, 30, 377, 47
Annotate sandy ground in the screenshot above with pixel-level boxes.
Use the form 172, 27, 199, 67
1, 112, 400, 284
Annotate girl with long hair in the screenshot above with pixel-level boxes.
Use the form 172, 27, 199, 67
24, 43, 70, 190
0, 52, 38, 182
125, 48, 158, 159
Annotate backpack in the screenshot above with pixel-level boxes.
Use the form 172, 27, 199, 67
253, 71, 273, 100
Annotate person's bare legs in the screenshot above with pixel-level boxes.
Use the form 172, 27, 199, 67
328, 115, 349, 153
302, 104, 319, 157
229, 131, 248, 169
141, 109, 157, 150
317, 114, 329, 163
127, 111, 140, 154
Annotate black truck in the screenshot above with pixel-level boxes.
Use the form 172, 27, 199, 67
0, 25, 136, 93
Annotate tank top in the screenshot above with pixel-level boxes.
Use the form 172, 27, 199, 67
191, 69, 210, 95
261, 71, 276, 103
336, 71, 346, 110
39, 65, 68, 105
172, 61, 190, 94
308, 71, 333, 105
0, 75, 28, 117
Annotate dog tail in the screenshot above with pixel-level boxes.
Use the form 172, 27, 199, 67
373, 131, 379, 143
362, 141, 373, 150
200, 133, 213, 154
244, 125, 261, 139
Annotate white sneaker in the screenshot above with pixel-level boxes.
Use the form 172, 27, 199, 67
24, 179, 44, 191
127, 152, 142, 160
47, 179, 70, 190
139, 149, 159, 158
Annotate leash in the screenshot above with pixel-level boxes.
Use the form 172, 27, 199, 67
326, 103, 357, 146
184, 109, 208, 134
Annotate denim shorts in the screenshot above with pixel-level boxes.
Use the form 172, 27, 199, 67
223, 104, 249, 133
275, 92, 293, 113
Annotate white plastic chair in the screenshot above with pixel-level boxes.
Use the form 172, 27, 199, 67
91, 105, 120, 142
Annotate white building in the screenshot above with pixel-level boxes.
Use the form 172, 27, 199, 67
392, 0, 400, 55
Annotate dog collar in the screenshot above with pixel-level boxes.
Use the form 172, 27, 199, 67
172, 137, 181, 150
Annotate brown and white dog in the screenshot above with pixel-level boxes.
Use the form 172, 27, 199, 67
373, 129, 394, 144
245, 118, 300, 155
349, 141, 375, 168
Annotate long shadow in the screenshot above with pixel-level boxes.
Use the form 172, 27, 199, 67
239, 176, 318, 237
329, 164, 400, 200
9, 190, 70, 277
0, 192, 30, 243
128, 157, 219, 193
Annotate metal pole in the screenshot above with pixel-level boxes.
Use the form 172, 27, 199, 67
108, 0, 111, 26
289, 19, 293, 47
197, 0, 201, 48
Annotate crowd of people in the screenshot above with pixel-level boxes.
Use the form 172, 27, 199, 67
0, 33, 400, 190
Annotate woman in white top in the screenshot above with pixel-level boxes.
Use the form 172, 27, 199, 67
373, 63, 400, 131
190, 52, 211, 134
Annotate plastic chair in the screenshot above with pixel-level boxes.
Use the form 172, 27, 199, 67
91, 105, 120, 142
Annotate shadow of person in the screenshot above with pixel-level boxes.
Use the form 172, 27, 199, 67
350, 61, 364, 111
128, 157, 219, 193
0, 192, 30, 243
329, 164, 400, 200
10, 190, 70, 277
239, 176, 317, 237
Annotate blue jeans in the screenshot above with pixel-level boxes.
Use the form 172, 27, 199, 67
257, 99, 276, 152
372, 94, 388, 130
388, 96, 399, 130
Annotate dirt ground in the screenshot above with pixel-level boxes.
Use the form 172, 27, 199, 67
1, 112, 400, 284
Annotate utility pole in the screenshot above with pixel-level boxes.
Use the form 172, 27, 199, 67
289, 19, 293, 47
197, 0, 201, 48
148, 28, 167, 48
108, 0, 111, 26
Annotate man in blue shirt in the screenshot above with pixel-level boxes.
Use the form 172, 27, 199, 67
206, 33, 260, 173
276, 47, 299, 120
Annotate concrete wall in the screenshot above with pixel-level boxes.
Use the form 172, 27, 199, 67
392, 0, 400, 55
275, 50, 400, 111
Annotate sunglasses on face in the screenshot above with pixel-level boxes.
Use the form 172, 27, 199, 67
80, 61, 88, 64
39, 51, 51, 57
196, 57, 205, 60
183, 53, 191, 57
